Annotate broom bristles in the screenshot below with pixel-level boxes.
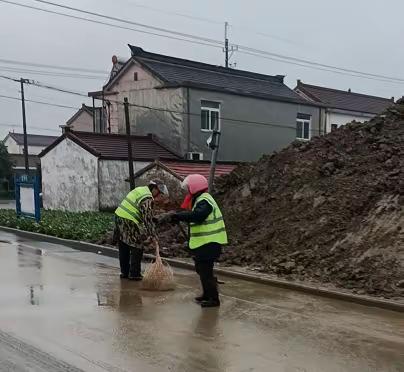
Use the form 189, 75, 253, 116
142, 242, 175, 291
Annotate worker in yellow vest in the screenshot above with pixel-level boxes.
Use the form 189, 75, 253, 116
114, 180, 169, 280
170, 174, 227, 307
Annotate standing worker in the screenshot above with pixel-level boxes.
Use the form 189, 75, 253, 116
114, 180, 169, 280
170, 174, 227, 308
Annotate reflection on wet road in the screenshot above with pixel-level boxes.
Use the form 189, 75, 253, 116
0, 231, 403, 372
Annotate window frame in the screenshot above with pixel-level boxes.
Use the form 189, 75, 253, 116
200, 101, 221, 132
296, 116, 311, 141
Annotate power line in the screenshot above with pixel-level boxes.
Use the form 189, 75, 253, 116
123, 0, 299, 45
27, 81, 88, 97
0, 123, 60, 133
27, 0, 404, 82
0, 94, 79, 109
0, 74, 19, 82
111, 0, 222, 25
0, 66, 106, 80
238, 50, 404, 85
0, 0, 223, 50
122, 0, 301, 47
4, 0, 403, 84
32, 0, 223, 45
0, 75, 89, 97
237, 46, 404, 83
7, 0, 404, 83
0, 58, 107, 75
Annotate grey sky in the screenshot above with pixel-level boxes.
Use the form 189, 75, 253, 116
0, 0, 402, 139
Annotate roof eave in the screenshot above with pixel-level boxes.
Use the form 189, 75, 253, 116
326, 106, 381, 116
39, 133, 101, 158
159, 82, 324, 107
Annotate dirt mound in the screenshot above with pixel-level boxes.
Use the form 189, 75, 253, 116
213, 100, 404, 298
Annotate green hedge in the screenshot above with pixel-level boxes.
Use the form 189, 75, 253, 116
0, 209, 114, 241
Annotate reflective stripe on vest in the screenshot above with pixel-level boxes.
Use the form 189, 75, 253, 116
189, 193, 228, 249
114, 186, 152, 224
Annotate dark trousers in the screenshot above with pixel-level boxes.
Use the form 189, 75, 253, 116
194, 259, 219, 301
118, 240, 143, 277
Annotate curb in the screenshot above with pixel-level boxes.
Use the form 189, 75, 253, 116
1, 226, 403, 313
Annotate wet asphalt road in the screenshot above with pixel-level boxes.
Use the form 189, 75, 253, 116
0, 231, 403, 372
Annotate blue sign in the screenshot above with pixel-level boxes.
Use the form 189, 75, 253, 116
16, 175, 41, 222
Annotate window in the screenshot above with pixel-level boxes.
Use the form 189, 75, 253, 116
186, 152, 204, 160
296, 113, 311, 140
331, 124, 338, 132
133, 72, 138, 81
201, 100, 220, 131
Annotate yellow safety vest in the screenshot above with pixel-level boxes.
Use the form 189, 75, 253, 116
115, 186, 152, 224
189, 193, 228, 249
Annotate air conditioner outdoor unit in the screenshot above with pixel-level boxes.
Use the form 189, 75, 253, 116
186, 152, 203, 161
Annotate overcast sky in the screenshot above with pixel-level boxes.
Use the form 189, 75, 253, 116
0, 0, 402, 139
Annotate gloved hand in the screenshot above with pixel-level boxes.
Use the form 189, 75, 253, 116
156, 211, 177, 225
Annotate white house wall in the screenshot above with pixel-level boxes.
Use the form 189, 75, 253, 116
107, 62, 186, 153
4, 137, 45, 155
326, 111, 375, 132
41, 138, 99, 211
98, 159, 149, 210
4, 137, 20, 154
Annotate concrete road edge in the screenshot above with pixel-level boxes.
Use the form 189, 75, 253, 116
1, 226, 403, 313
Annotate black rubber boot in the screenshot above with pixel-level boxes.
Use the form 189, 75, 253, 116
194, 295, 208, 304
200, 276, 220, 307
200, 299, 220, 308
118, 241, 130, 279
129, 247, 143, 281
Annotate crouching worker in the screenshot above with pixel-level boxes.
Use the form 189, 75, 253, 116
171, 174, 227, 308
114, 180, 169, 280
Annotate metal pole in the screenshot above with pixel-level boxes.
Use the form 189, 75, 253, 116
124, 97, 135, 190
224, 21, 229, 68
20, 78, 29, 172
92, 97, 96, 132
208, 117, 221, 193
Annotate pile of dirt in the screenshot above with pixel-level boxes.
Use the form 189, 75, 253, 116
211, 100, 404, 298
103, 101, 404, 299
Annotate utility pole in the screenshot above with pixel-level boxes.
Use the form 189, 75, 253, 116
20, 78, 29, 173
124, 97, 135, 190
223, 22, 238, 68
224, 21, 229, 68
208, 121, 221, 193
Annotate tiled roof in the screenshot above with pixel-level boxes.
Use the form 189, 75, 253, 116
160, 160, 236, 180
39, 131, 181, 160
107, 45, 309, 104
295, 81, 393, 114
134, 159, 236, 181
8, 132, 58, 147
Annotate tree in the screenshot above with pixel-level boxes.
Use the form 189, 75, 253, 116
0, 142, 13, 180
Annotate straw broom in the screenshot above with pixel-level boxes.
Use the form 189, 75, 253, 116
142, 240, 175, 291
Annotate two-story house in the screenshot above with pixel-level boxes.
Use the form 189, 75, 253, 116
88, 45, 323, 162
295, 81, 393, 133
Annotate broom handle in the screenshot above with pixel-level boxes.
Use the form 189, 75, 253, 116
154, 239, 160, 258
